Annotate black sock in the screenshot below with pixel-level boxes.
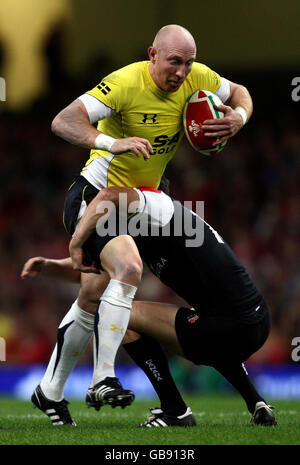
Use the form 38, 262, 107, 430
123, 335, 187, 416
213, 362, 265, 414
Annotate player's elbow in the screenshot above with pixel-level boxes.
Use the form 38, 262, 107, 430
229, 82, 251, 101
51, 113, 64, 137
51, 100, 89, 139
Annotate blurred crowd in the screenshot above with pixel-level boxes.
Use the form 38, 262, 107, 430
0, 50, 299, 369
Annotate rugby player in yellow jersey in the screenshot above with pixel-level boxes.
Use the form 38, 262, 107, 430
30, 25, 253, 426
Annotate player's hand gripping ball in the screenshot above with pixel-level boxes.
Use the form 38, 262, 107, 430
183, 90, 227, 155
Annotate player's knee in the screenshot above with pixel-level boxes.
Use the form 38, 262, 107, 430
122, 329, 141, 344
115, 257, 143, 285
101, 235, 143, 285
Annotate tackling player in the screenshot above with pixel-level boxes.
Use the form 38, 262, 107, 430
22, 194, 277, 428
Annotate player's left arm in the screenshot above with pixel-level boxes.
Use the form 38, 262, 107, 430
202, 80, 253, 145
21, 257, 80, 283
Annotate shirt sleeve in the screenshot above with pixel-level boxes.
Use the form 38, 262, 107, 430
85, 71, 125, 113
78, 93, 115, 124
215, 77, 231, 103
191, 62, 221, 93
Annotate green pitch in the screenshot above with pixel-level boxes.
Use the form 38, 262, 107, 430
0, 395, 300, 445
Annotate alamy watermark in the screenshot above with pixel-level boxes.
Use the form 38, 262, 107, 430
291, 77, 300, 102
0, 337, 6, 362
291, 337, 300, 362
0, 77, 6, 102
93, 194, 212, 248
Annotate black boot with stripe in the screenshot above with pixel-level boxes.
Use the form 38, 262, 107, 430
139, 407, 196, 428
31, 385, 76, 426
251, 401, 277, 426
86, 376, 135, 411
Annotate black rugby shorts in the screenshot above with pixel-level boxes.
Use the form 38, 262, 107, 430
63, 175, 115, 268
175, 299, 271, 366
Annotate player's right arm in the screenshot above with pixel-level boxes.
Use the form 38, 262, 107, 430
21, 257, 80, 283
51, 98, 153, 160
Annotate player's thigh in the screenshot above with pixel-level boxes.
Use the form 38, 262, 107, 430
129, 301, 184, 356
78, 271, 110, 313
100, 235, 143, 284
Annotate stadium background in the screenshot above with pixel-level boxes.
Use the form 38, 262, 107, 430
0, 0, 299, 401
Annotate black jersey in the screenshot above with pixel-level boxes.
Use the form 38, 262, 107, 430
65, 177, 262, 320
136, 203, 262, 319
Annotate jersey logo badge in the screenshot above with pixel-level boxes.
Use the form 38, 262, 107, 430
97, 81, 111, 95
156, 257, 167, 278
187, 314, 199, 324
149, 257, 167, 278
111, 324, 124, 334
138, 113, 159, 124
189, 120, 202, 137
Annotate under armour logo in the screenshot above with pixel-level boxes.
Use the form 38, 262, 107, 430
141, 113, 158, 124
111, 324, 124, 334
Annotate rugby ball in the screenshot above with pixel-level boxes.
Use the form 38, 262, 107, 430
183, 89, 227, 155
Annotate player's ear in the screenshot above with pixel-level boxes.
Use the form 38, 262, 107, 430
148, 46, 157, 63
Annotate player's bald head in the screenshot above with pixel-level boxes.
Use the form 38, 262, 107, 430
152, 25, 196, 55
148, 25, 196, 92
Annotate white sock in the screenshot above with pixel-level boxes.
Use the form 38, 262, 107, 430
91, 279, 137, 386
40, 300, 94, 401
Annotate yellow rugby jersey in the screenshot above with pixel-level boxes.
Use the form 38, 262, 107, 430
81, 61, 221, 189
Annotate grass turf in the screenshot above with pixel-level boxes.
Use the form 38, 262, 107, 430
0, 395, 300, 446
